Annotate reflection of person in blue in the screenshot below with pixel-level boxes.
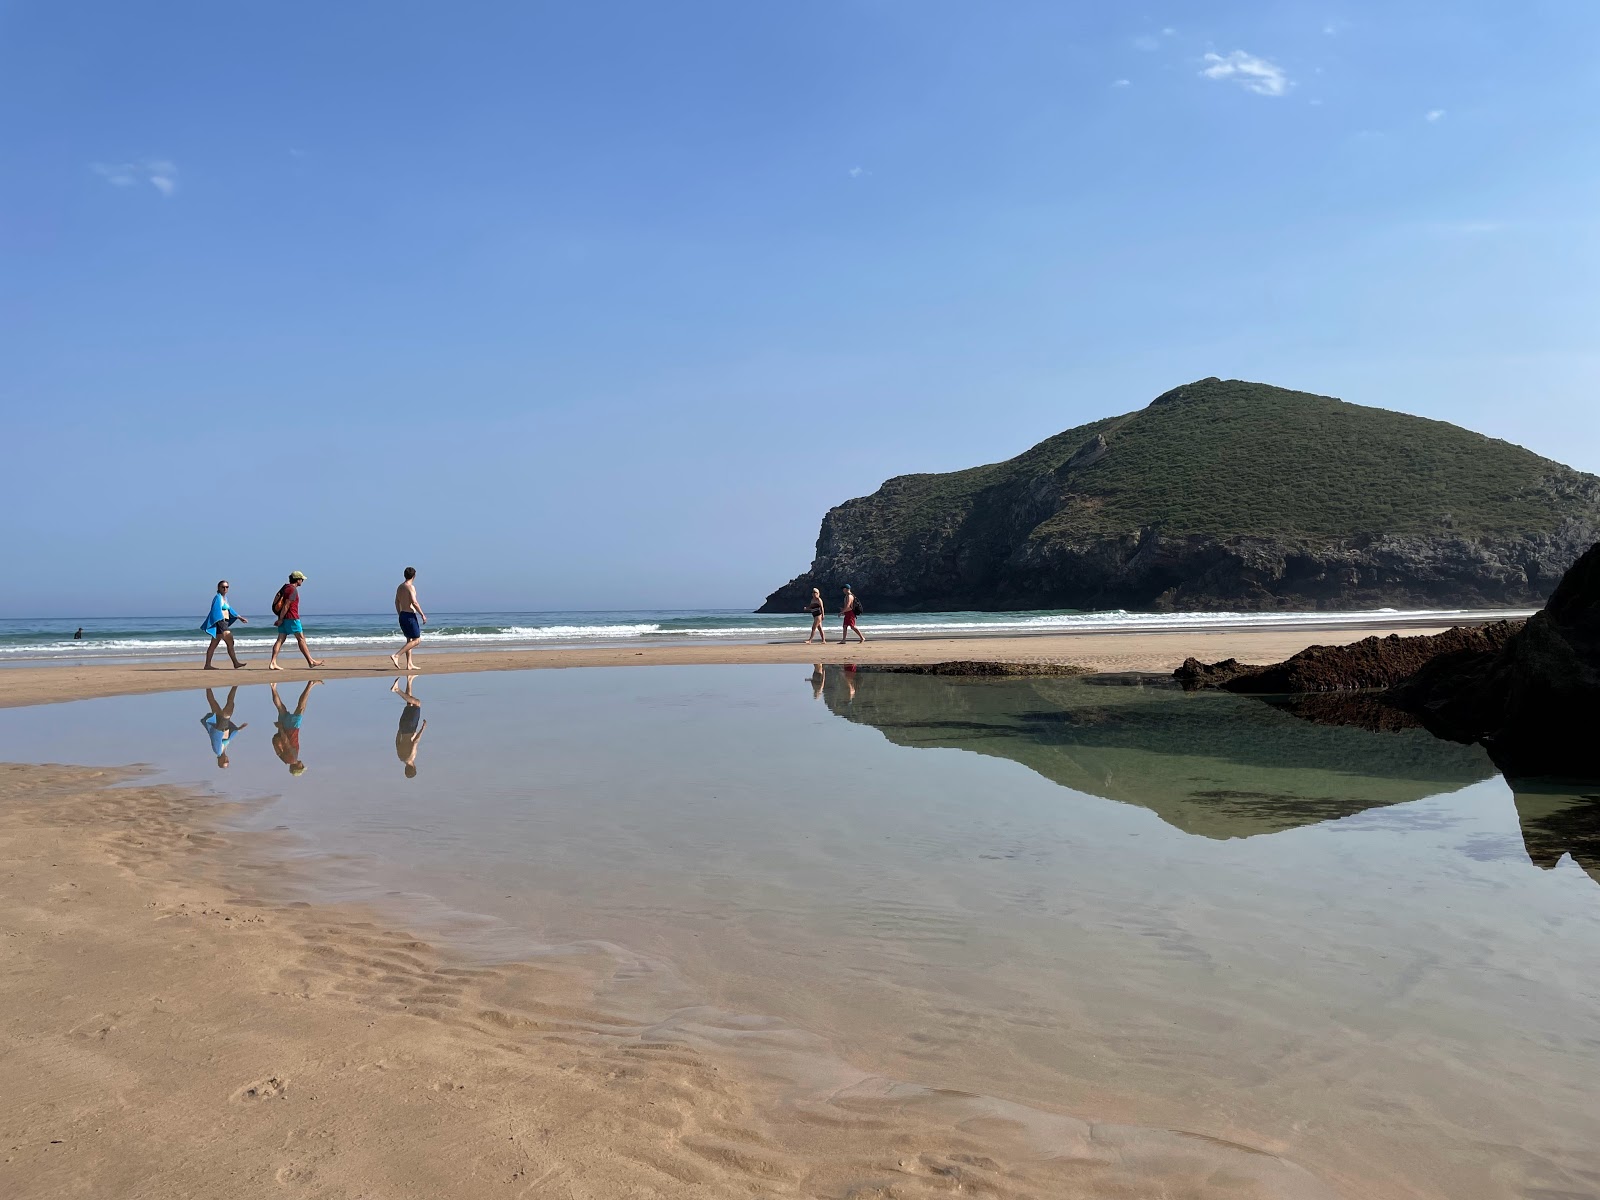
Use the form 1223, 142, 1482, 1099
270, 680, 319, 776
391, 677, 427, 779
201, 687, 247, 769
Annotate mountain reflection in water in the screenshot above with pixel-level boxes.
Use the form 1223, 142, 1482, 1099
819, 667, 1499, 840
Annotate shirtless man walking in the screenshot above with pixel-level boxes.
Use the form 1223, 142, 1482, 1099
391, 567, 427, 671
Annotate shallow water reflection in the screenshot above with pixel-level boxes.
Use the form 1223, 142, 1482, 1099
2, 666, 1599, 1199
819, 667, 1499, 838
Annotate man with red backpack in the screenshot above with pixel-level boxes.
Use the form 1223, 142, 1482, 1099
268, 570, 325, 671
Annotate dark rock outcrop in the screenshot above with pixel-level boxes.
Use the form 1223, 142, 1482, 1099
1175, 622, 1523, 694
1391, 541, 1600, 777
1179, 543, 1600, 779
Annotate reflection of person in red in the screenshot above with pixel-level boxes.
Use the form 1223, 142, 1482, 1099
840, 585, 866, 644
270, 680, 320, 776
844, 661, 858, 702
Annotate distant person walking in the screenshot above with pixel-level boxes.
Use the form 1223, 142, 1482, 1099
201, 687, 247, 768
202, 579, 249, 669
840, 585, 866, 644
391, 567, 427, 671
269, 571, 324, 671
804, 587, 827, 644
270, 680, 319, 775
391, 677, 427, 778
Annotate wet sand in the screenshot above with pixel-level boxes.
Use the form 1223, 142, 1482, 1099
0, 761, 1341, 1199
0, 621, 1461, 708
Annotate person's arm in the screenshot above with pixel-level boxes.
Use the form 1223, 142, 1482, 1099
405, 584, 427, 622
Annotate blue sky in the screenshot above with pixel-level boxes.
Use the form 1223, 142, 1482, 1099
4, 1, 1597, 616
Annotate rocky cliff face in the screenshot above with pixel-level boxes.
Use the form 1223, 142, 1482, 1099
760, 379, 1600, 613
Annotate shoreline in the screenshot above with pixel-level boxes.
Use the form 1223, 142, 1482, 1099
0, 621, 1473, 708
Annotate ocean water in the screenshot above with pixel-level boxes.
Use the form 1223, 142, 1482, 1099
0, 604, 1534, 663
1, 666, 1597, 1199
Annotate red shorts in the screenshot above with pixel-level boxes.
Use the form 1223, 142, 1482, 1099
842, 611, 858, 627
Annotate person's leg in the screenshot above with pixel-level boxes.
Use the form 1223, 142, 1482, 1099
204, 632, 222, 668
401, 635, 421, 670
222, 629, 244, 667
269, 633, 287, 669
221, 686, 238, 720
295, 632, 324, 667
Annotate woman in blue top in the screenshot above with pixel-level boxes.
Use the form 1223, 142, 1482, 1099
203, 579, 249, 669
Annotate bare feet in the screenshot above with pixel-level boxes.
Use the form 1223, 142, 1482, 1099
204, 664, 220, 670
233, 661, 248, 669
390, 679, 402, 694
309, 660, 325, 668
268, 663, 283, 671
390, 653, 402, 669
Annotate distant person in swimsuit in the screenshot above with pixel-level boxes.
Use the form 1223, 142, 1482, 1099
73, 627, 83, 640
804, 587, 827, 643
391, 567, 427, 672
269, 571, 323, 671
202, 579, 249, 669
840, 585, 866, 644
391, 677, 427, 778
270, 679, 319, 775
200, 686, 247, 768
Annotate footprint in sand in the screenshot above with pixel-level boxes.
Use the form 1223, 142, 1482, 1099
232, 1076, 288, 1102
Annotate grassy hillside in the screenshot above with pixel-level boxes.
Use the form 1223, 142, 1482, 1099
866, 378, 1587, 545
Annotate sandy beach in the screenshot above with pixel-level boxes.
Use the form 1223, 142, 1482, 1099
3, 621, 1579, 1200
0, 621, 1461, 708
0, 760, 1345, 1199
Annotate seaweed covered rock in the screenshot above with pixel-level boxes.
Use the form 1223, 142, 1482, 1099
860, 660, 1089, 677
1176, 622, 1522, 694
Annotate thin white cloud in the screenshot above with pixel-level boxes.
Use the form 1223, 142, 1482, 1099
1112, 78, 1132, 88
1425, 108, 1446, 122
848, 166, 865, 178
1133, 34, 1161, 51
1200, 50, 1291, 97
1162, 26, 1177, 36
92, 159, 179, 196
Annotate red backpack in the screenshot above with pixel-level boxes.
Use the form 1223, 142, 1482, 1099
271, 585, 291, 618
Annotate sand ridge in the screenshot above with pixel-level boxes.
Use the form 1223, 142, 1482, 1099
0, 761, 1346, 1199
0, 623, 1463, 709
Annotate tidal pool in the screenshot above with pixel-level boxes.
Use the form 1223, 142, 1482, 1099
3, 665, 1597, 1199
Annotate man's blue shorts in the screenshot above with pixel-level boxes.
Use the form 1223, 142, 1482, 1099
398, 612, 422, 640
277, 619, 304, 636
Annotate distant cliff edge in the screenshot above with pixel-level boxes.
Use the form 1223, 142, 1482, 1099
759, 378, 1600, 613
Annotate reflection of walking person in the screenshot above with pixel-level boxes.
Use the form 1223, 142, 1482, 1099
809, 662, 826, 699
201, 686, 247, 768
202, 579, 249, 669
804, 587, 827, 644
391, 567, 427, 672
269, 571, 324, 671
840, 585, 866, 644
391, 677, 427, 778
270, 680, 319, 775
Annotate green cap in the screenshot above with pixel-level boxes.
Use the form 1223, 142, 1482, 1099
289, 571, 306, 582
